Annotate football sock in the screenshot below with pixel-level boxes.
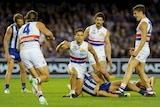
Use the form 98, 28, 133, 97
5, 84, 9, 89
146, 88, 154, 94
38, 91, 43, 98
139, 89, 145, 95
35, 78, 41, 84
70, 90, 75, 94
22, 83, 26, 90
119, 83, 127, 92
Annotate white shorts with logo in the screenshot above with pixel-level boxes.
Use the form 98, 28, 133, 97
20, 48, 47, 69
68, 62, 86, 79
88, 46, 106, 65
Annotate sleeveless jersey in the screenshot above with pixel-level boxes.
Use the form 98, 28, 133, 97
83, 72, 111, 96
19, 22, 40, 51
83, 72, 97, 96
70, 41, 88, 64
88, 24, 107, 48
8, 23, 19, 49
135, 18, 152, 48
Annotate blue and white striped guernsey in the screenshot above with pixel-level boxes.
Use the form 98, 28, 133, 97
82, 72, 97, 96
8, 23, 19, 49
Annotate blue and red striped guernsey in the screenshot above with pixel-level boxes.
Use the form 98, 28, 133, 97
20, 35, 40, 44
70, 55, 87, 64
88, 39, 104, 46
136, 34, 151, 42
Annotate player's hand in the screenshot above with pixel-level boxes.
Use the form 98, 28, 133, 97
48, 36, 55, 40
131, 51, 138, 57
94, 84, 100, 93
129, 47, 135, 55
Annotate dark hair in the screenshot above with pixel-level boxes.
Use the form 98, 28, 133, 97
74, 28, 84, 35
25, 10, 38, 22
13, 13, 23, 23
132, 4, 146, 14
94, 12, 105, 20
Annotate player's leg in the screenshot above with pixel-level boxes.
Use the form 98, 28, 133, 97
28, 68, 39, 95
109, 80, 145, 96
109, 80, 122, 91
68, 67, 77, 98
28, 67, 48, 105
36, 65, 50, 83
4, 59, 14, 93
18, 61, 31, 93
75, 78, 84, 97
92, 63, 105, 82
150, 76, 156, 89
118, 57, 139, 93
99, 61, 110, 82
127, 81, 146, 95
98, 82, 129, 97
137, 62, 155, 96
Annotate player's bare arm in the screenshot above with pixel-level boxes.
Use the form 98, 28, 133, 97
84, 27, 90, 39
3, 27, 12, 62
56, 40, 70, 53
37, 22, 55, 40
88, 43, 100, 71
90, 72, 103, 93
105, 30, 112, 74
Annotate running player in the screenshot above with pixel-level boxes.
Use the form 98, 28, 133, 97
18, 10, 55, 105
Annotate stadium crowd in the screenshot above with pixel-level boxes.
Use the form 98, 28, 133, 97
0, 1, 160, 59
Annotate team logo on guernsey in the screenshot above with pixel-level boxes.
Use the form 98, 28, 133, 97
72, 46, 80, 51
80, 49, 86, 52
99, 32, 105, 36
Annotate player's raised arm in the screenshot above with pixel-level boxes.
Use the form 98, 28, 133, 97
56, 40, 70, 53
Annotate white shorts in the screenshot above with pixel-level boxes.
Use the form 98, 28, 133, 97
20, 49, 47, 69
68, 62, 86, 79
88, 46, 106, 65
135, 46, 150, 62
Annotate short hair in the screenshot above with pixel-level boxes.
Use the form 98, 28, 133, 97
94, 12, 105, 20
132, 4, 146, 14
25, 10, 38, 22
13, 13, 23, 23
74, 28, 84, 35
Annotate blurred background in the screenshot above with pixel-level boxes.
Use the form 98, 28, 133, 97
0, 0, 160, 59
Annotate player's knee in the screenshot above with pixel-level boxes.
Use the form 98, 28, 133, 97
45, 73, 50, 82
69, 69, 77, 76
43, 76, 49, 82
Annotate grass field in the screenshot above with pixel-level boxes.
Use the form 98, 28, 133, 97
0, 77, 159, 107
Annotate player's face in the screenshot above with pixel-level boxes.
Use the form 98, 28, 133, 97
133, 11, 142, 21
95, 17, 104, 27
16, 19, 24, 28
74, 31, 84, 44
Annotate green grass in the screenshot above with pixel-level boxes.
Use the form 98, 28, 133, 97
0, 77, 159, 107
